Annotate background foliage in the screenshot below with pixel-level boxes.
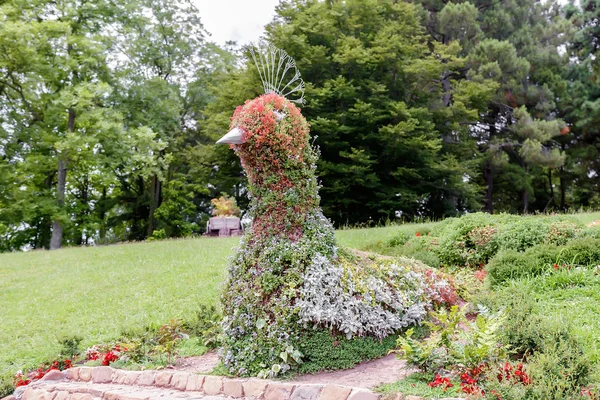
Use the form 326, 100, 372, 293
1, 0, 599, 250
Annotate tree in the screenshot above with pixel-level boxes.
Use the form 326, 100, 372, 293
263, 0, 492, 225
0, 0, 131, 249
562, 0, 600, 209
415, 0, 572, 213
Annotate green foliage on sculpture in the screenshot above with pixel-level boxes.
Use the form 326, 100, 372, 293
219, 93, 458, 376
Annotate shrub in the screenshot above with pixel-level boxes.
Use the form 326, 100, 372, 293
525, 329, 592, 399
387, 236, 441, 268
147, 229, 167, 241
385, 231, 411, 247
396, 306, 508, 375
428, 213, 583, 268
545, 220, 581, 246
579, 227, 600, 240
184, 304, 223, 349
487, 238, 600, 286
432, 213, 506, 268
0, 378, 13, 399
476, 289, 546, 356
210, 195, 241, 217
486, 250, 548, 287
297, 330, 397, 374
558, 237, 600, 266
495, 219, 551, 252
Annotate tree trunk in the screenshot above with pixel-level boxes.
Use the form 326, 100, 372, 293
74, 177, 88, 246
547, 169, 555, 209
521, 162, 529, 214
50, 158, 67, 249
484, 162, 494, 213
441, 71, 453, 144
50, 108, 74, 250
522, 190, 529, 214
99, 187, 107, 242
559, 166, 566, 210
147, 174, 162, 237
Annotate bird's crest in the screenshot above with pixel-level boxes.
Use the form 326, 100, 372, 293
249, 43, 305, 104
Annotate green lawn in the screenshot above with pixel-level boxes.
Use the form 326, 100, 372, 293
0, 237, 236, 378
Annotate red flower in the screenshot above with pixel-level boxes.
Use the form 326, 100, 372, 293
429, 374, 453, 391
102, 351, 119, 366
15, 379, 30, 387
415, 232, 421, 237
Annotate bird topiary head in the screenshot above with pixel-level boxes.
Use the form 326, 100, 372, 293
217, 53, 318, 241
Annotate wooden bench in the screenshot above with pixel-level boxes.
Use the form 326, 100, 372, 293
206, 217, 242, 237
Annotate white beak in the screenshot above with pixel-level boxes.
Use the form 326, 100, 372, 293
217, 127, 245, 145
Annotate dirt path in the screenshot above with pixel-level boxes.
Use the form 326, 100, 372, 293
174, 352, 413, 389
290, 354, 413, 389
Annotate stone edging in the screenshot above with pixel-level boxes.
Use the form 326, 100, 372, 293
2, 366, 466, 400
3, 366, 385, 400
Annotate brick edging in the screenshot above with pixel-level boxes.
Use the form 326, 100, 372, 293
5, 366, 387, 400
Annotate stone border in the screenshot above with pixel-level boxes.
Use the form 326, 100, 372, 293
3, 366, 388, 400
2, 366, 465, 400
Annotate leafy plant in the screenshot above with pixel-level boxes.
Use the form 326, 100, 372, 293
211, 195, 241, 217
154, 319, 185, 365
184, 304, 223, 349
298, 330, 398, 374
396, 306, 507, 374
58, 336, 82, 359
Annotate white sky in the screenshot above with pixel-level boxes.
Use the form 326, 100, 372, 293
193, 0, 281, 46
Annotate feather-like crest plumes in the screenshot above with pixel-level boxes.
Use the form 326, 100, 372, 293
249, 43, 305, 104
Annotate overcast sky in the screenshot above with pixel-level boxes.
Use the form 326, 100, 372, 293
193, 0, 281, 46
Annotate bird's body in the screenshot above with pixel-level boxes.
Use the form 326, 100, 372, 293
220, 93, 340, 376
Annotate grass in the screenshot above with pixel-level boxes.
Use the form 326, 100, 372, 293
1, 210, 598, 388
377, 372, 453, 399
0, 237, 235, 379
335, 221, 437, 251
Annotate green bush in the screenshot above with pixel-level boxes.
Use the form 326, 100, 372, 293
387, 236, 441, 268
579, 227, 600, 239
183, 304, 223, 349
558, 237, 600, 266
487, 238, 600, 286
432, 213, 506, 267
486, 250, 545, 287
495, 219, 551, 252
396, 306, 508, 375
385, 231, 411, 247
525, 329, 592, 399
475, 283, 595, 399
297, 330, 397, 374
429, 213, 583, 268
475, 288, 545, 356
0, 378, 13, 399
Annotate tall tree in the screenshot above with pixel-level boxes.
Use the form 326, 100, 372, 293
416, 0, 572, 213
0, 0, 129, 249
263, 0, 493, 225
562, 0, 600, 209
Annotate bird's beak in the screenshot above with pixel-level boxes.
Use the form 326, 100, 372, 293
216, 127, 245, 145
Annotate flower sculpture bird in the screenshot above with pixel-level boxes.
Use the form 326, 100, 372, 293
216, 45, 452, 377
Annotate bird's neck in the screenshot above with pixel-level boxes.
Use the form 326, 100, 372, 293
242, 158, 319, 242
